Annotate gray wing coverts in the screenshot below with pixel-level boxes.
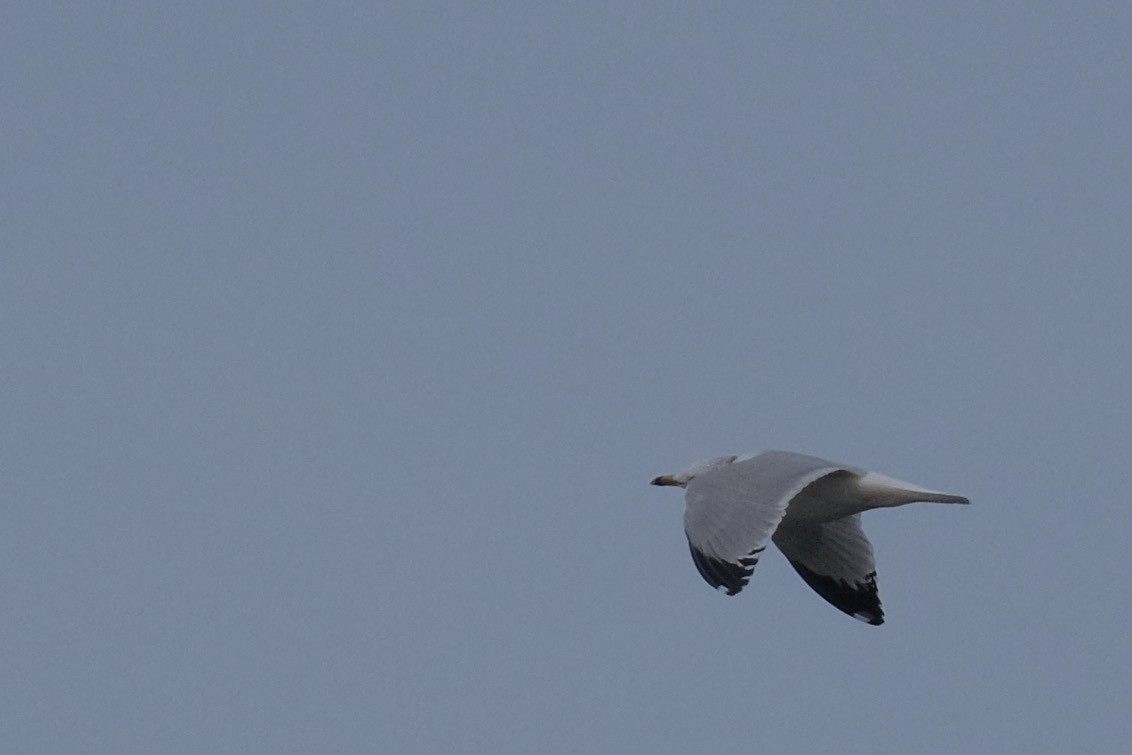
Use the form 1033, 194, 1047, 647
683, 452, 845, 597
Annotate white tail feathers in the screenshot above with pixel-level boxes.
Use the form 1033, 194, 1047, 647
857, 472, 970, 506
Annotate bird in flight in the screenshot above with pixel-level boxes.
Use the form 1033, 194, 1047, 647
651, 450, 969, 625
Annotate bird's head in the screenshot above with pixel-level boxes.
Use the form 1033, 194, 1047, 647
650, 455, 737, 488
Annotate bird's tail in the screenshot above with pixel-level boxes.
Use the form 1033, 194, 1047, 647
909, 491, 970, 504
858, 471, 970, 506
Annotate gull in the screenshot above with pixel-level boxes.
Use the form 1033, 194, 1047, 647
651, 451, 969, 625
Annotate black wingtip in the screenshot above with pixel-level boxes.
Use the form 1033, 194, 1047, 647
687, 542, 764, 596
787, 561, 885, 626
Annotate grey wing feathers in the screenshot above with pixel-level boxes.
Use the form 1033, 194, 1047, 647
772, 515, 884, 625
683, 452, 848, 596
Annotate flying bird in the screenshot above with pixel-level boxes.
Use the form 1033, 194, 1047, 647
651, 451, 969, 625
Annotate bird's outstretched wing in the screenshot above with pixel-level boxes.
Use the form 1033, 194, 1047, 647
683, 452, 848, 596
772, 514, 884, 625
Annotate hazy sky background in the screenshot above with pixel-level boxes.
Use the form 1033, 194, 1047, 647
4, 3, 1131, 753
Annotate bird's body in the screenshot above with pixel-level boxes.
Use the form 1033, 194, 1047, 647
652, 451, 968, 625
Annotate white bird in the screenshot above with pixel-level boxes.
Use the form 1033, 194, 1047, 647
651, 451, 969, 625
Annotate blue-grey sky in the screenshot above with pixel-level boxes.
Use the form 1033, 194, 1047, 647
4, 3, 1131, 753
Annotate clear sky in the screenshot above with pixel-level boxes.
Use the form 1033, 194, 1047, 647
4, 3, 1131, 753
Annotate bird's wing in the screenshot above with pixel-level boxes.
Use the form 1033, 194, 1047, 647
683, 452, 848, 596
772, 514, 883, 625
